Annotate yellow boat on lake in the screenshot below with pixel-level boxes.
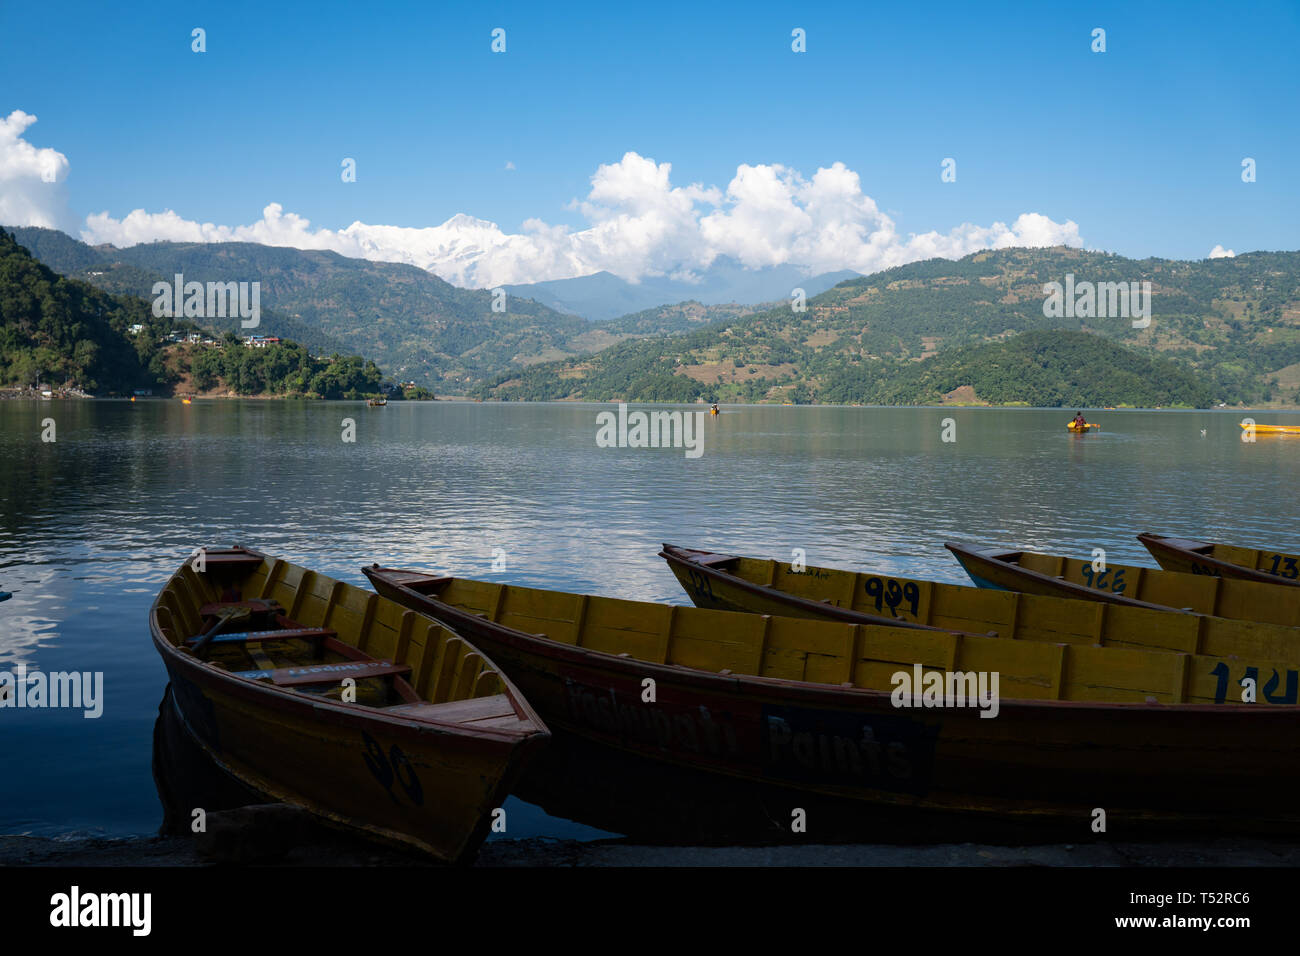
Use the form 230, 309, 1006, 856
370, 561, 1300, 837
1241, 423, 1300, 435
1140, 533, 1300, 587
151, 547, 549, 863
660, 544, 1300, 687
944, 540, 1300, 628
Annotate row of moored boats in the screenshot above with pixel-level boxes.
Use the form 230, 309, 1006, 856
150, 532, 1300, 862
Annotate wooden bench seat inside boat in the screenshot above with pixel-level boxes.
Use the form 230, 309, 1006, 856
199, 598, 284, 617
194, 550, 266, 571
234, 660, 412, 686
184, 627, 335, 649
386, 694, 535, 731
691, 552, 740, 568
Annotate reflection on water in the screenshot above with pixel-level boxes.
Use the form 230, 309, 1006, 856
1, 399, 1297, 838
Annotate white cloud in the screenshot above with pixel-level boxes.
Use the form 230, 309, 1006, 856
75, 149, 1082, 287
0, 111, 73, 230
1208, 244, 1236, 259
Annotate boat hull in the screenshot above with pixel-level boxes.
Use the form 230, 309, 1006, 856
150, 551, 548, 864
158, 651, 535, 862
1139, 532, 1300, 588
1242, 423, 1300, 435
946, 541, 1300, 628
365, 567, 1300, 838
659, 544, 1300, 672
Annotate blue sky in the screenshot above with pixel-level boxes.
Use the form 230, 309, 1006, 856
1, 0, 1296, 285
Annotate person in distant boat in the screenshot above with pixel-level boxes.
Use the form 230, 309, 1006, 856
710, 403, 719, 416
1072, 411, 1087, 428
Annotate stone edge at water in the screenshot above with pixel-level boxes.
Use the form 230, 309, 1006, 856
3, 834, 1298, 867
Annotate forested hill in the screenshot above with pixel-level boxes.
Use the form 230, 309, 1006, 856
6, 227, 663, 390
844, 331, 1214, 408
0, 227, 162, 392
0, 228, 413, 399
472, 246, 1300, 407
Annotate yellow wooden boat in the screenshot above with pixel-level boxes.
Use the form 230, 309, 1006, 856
150, 547, 549, 863
945, 540, 1300, 628
367, 562, 1300, 838
1140, 532, 1300, 587
660, 543, 1300, 688
1241, 423, 1300, 435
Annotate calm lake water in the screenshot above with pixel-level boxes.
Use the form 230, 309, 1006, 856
1, 400, 1296, 840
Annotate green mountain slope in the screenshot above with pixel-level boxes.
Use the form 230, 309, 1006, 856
0, 227, 161, 392
837, 331, 1214, 407
472, 247, 1300, 406
6, 229, 670, 390
0, 228, 410, 399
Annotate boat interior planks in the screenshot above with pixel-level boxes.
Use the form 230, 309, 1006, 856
150, 547, 548, 863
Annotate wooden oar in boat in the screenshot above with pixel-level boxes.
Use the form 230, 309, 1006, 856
188, 605, 253, 659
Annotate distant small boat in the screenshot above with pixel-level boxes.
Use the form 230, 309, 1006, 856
1066, 421, 1099, 432
150, 547, 548, 862
1139, 533, 1300, 587
1242, 423, 1300, 435
0, 590, 11, 602
368, 398, 387, 407
181, 398, 193, 405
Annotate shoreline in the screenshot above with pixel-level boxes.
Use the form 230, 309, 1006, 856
5, 832, 1298, 867
1, 390, 1294, 411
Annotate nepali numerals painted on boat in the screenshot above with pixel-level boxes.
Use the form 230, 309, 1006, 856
761, 705, 936, 794
1078, 564, 1127, 593
862, 576, 921, 617
360, 730, 424, 806
1209, 662, 1298, 704
1266, 554, 1300, 579
681, 568, 718, 603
